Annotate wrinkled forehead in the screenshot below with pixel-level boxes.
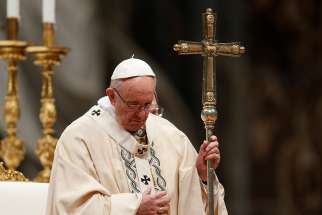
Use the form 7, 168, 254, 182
119, 76, 156, 96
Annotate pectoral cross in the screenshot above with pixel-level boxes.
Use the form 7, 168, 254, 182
173, 8, 245, 215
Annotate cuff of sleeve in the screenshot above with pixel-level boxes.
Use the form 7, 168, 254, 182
212, 173, 220, 194
200, 172, 220, 195
110, 193, 142, 215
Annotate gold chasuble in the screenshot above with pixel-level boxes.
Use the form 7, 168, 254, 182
46, 97, 228, 215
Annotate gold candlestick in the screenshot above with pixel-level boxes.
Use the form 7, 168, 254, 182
27, 23, 69, 182
0, 18, 28, 170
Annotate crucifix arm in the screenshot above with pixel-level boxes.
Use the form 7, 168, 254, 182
211, 42, 245, 57
173, 41, 203, 55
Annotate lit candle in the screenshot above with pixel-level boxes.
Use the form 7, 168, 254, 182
7, 0, 20, 18
42, 0, 55, 23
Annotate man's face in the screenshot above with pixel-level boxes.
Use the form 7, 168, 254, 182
107, 76, 155, 132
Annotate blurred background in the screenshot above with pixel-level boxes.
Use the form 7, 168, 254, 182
0, 0, 321, 214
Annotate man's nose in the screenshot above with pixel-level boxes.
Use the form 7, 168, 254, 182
136, 109, 149, 119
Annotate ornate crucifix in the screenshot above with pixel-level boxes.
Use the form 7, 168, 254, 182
173, 8, 245, 215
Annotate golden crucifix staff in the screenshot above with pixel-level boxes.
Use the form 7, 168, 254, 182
173, 8, 245, 215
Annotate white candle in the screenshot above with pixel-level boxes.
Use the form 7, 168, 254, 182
42, 0, 55, 23
7, 0, 20, 18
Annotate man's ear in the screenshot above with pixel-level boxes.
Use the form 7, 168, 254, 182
106, 88, 116, 106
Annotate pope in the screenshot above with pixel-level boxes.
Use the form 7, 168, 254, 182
46, 57, 228, 215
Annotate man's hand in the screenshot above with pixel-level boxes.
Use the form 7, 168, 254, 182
196, 135, 221, 182
136, 187, 170, 215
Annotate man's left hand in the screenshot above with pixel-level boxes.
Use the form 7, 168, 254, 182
196, 135, 220, 182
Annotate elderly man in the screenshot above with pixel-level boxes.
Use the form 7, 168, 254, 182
46, 58, 228, 215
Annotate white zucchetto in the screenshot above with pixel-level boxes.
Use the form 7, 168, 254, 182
111, 57, 155, 80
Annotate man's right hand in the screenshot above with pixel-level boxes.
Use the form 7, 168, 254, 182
136, 187, 170, 215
